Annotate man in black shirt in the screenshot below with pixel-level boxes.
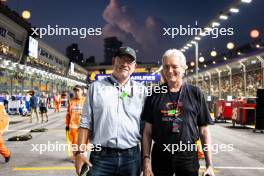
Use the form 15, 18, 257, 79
142, 49, 215, 176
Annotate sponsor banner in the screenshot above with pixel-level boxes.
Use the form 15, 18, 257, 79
95, 73, 160, 83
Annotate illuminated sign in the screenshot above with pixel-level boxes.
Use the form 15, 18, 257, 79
68, 62, 87, 80
95, 73, 160, 83
28, 36, 38, 58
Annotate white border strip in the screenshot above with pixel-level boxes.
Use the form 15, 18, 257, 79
201, 166, 264, 170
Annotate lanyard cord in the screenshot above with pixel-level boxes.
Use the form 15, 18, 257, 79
167, 82, 185, 117
107, 76, 134, 98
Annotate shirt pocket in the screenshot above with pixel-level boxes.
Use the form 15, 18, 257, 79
123, 95, 143, 119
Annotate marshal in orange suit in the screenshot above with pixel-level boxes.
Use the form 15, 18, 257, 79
0, 104, 11, 163
54, 93, 61, 112
65, 85, 85, 161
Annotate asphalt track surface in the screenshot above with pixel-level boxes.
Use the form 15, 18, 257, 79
1, 110, 264, 176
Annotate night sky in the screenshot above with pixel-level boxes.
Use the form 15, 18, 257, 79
6, 0, 264, 64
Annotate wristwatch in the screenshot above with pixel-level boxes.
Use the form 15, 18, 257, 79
74, 150, 85, 156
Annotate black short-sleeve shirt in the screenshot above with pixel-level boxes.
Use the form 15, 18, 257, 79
142, 83, 213, 145
142, 83, 213, 170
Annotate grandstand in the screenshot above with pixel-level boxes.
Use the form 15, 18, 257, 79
186, 47, 264, 99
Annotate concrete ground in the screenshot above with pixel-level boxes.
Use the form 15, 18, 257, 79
1, 110, 264, 176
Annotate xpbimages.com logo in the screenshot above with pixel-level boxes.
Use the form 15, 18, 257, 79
162, 142, 234, 154
31, 25, 102, 39
163, 21, 234, 39
31, 141, 102, 154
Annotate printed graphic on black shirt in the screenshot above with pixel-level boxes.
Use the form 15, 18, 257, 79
161, 101, 183, 120
161, 101, 184, 133
142, 83, 213, 144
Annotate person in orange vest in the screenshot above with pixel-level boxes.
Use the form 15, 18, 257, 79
65, 85, 85, 161
0, 104, 11, 163
54, 93, 61, 113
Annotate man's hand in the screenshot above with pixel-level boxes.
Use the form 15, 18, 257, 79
199, 126, 214, 176
203, 166, 215, 176
75, 154, 92, 176
143, 158, 154, 176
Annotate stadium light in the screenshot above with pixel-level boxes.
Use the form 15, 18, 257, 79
200, 32, 206, 37
205, 27, 213, 32
180, 0, 253, 85
22, 10, 31, 20
195, 37, 201, 40
241, 0, 252, 3
227, 42, 235, 50
210, 50, 217, 57
212, 22, 220, 27
199, 56, 205, 63
219, 15, 228, 20
230, 8, 239, 13
250, 29, 260, 38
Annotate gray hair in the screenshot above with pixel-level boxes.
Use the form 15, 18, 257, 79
162, 49, 188, 70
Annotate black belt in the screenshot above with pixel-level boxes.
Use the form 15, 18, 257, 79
95, 145, 139, 154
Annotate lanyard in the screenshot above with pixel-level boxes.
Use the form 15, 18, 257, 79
107, 76, 133, 99
167, 82, 185, 118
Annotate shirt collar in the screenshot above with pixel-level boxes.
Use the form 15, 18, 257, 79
110, 74, 131, 87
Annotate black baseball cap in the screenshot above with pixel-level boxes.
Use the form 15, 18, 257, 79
73, 85, 82, 91
117, 46, 137, 61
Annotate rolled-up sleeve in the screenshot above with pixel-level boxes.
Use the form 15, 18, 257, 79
79, 84, 93, 130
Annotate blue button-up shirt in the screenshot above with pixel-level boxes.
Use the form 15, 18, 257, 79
80, 75, 147, 149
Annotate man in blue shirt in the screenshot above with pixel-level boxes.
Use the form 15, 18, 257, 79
75, 46, 146, 176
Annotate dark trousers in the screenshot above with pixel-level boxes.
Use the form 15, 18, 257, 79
89, 146, 140, 176
151, 143, 199, 176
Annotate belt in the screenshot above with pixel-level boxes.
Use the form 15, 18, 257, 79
95, 145, 139, 155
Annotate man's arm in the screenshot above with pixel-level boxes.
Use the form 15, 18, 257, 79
75, 127, 92, 175
75, 86, 94, 175
199, 125, 215, 176
142, 122, 154, 176
77, 127, 89, 151
142, 122, 152, 158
